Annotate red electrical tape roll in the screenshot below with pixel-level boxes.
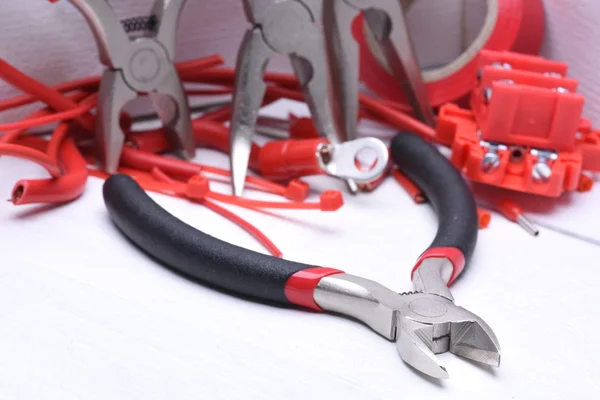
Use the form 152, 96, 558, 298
353, 0, 545, 107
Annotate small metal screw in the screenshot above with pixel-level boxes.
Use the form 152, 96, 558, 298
532, 162, 553, 183
482, 152, 501, 173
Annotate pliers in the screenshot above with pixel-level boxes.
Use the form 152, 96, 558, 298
102, 132, 501, 379
323, 0, 436, 139
229, 0, 362, 197
61, 0, 195, 173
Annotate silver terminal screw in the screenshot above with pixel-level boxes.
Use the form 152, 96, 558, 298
530, 149, 558, 184
482, 152, 500, 172
480, 141, 507, 173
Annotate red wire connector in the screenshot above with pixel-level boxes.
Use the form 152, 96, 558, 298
498, 199, 539, 237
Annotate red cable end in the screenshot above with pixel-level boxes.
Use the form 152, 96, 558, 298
320, 190, 344, 211
284, 179, 310, 201
477, 208, 492, 229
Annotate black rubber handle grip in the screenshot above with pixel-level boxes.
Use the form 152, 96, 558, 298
102, 174, 315, 305
390, 132, 478, 265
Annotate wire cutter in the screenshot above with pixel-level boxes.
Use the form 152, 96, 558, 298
61, 0, 195, 173
230, 0, 360, 197
103, 132, 500, 379
323, 0, 436, 142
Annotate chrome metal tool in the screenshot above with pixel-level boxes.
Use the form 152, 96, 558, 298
229, 0, 359, 196
63, 0, 195, 172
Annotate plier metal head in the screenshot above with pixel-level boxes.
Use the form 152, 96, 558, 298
323, 0, 436, 141
230, 0, 386, 196
315, 257, 500, 379
60, 0, 195, 172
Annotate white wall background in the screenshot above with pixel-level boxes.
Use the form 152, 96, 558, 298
1, 0, 600, 124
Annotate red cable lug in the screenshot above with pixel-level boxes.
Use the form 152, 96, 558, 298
258, 138, 328, 181
186, 175, 211, 200
284, 179, 310, 202
319, 190, 344, 211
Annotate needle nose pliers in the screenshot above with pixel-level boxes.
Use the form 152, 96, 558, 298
102, 132, 501, 379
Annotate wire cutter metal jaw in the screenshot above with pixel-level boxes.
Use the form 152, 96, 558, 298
230, 0, 349, 196
324, 0, 435, 137
64, 0, 195, 173
314, 258, 501, 379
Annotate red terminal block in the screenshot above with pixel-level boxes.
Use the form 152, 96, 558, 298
319, 190, 344, 211
436, 50, 599, 198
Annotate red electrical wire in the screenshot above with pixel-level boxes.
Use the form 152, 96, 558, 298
0, 54, 225, 112
205, 191, 322, 210
0, 142, 62, 177
11, 135, 88, 205
185, 88, 232, 97
120, 147, 287, 197
0, 58, 96, 131
0, 91, 90, 144
150, 167, 282, 257
0, 96, 96, 132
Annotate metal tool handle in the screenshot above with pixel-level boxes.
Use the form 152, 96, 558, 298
390, 133, 478, 276
102, 174, 338, 306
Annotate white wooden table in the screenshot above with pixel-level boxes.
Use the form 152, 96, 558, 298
1, 100, 599, 399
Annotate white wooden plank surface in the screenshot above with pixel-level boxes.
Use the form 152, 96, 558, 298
0, 101, 599, 398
